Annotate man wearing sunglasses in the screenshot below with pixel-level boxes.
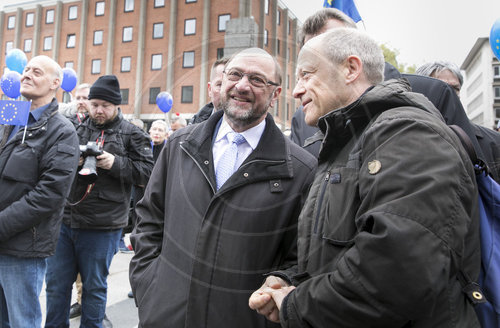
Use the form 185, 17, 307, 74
130, 48, 316, 328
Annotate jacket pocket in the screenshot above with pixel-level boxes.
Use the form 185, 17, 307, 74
321, 167, 359, 246
2, 145, 38, 184
98, 188, 126, 203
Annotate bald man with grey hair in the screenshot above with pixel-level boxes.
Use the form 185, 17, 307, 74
250, 28, 480, 327
0, 55, 79, 327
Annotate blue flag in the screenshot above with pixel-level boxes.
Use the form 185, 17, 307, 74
0, 100, 30, 126
323, 0, 362, 23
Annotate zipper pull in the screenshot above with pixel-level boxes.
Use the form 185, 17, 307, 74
324, 171, 331, 181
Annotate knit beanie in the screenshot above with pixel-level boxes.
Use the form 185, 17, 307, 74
88, 75, 122, 105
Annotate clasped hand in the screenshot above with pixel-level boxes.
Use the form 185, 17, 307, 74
248, 275, 296, 323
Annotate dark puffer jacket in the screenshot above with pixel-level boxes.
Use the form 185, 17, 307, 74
64, 110, 153, 229
280, 79, 481, 328
0, 99, 79, 258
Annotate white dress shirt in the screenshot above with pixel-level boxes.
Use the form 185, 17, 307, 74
213, 117, 266, 172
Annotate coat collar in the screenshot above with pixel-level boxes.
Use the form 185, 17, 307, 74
181, 111, 295, 192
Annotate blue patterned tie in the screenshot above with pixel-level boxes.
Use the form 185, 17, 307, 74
216, 133, 246, 190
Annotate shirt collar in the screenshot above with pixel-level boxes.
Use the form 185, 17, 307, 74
28, 103, 50, 124
215, 116, 266, 150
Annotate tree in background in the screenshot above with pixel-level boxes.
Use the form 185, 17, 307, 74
380, 44, 416, 74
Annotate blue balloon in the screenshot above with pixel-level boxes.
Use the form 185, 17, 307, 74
1, 71, 21, 99
61, 67, 78, 92
5, 49, 28, 74
156, 91, 173, 113
491, 18, 500, 60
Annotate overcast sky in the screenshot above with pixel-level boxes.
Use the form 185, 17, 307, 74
283, 0, 500, 69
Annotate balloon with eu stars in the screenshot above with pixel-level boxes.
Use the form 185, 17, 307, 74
61, 67, 78, 92
5, 49, 28, 74
490, 18, 500, 60
156, 91, 173, 113
1, 71, 22, 99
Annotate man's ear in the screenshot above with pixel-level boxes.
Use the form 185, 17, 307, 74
51, 77, 61, 91
270, 86, 282, 107
344, 55, 363, 84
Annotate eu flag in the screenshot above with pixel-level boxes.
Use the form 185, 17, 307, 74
323, 0, 362, 23
0, 100, 30, 126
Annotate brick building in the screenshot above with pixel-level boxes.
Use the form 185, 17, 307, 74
0, 0, 301, 129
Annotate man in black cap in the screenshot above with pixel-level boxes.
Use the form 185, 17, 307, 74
44, 75, 153, 328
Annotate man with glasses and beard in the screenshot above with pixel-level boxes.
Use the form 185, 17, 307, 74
130, 48, 316, 328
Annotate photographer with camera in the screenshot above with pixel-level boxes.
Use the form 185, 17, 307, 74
45, 75, 153, 328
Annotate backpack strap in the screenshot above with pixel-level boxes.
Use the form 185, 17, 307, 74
449, 125, 489, 175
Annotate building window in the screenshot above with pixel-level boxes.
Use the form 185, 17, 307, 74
217, 48, 224, 59
69, 6, 78, 20
495, 87, 500, 99
184, 18, 196, 35
183, 51, 194, 68
154, 0, 165, 7
186, 0, 196, 2
218, 14, 230, 32
5, 41, 13, 55
181, 86, 193, 103
24, 39, 32, 53
65, 61, 74, 68
26, 13, 34, 27
92, 59, 101, 74
121, 56, 131, 72
46, 9, 55, 23
264, 29, 268, 46
277, 39, 280, 55
149, 87, 160, 104
123, 26, 133, 42
277, 10, 280, 25
121, 89, 129, 104
95, 1, 105, 16
153, 23, 164, 39
265, 0, 269, 14
7, 16, 15, 29
125, 0, 134, 12
43, 36, 53, 51
494, 66, 500, 78
66, 34, 76, 48
288, 20, 291, 35
151, 54, 162, 70
94, 30, 103, 45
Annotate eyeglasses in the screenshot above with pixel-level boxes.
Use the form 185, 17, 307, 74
223, 69, 279, 88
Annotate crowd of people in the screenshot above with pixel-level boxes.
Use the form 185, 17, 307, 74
0, 7, 499, 328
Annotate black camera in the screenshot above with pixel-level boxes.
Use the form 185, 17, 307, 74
79, 141, 103, 184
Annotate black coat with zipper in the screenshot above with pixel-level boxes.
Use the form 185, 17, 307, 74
0, 99, 79, 258
130, 111, 316, 327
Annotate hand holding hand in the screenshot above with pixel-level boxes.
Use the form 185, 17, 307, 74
249, 276, 291, 323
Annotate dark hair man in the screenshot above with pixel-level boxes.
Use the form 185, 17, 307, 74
190, 57, 229, 124
0, 55, 80, 327
130, 48, 316, 327
250, 27, 481, 327
44, 75, 153, 327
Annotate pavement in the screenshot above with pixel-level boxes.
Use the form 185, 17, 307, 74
39, 250, 139, 328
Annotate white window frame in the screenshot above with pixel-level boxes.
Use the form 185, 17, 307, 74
7, 16, 15, 29
125, 0, 134, 12
66, 34, 76, 48
94, 30, 103, 45
153, 23, 164, 39
151, 54, 162, 70
69, 6, 78, 20
121, 56, 131, 72
46, 9, 54, 23
183, 51, 195, 68
218, 14, 230, 32
24, 39, 32, 52
92, 59, 101, 74
123, 26, 133, 42
184, 18, 196, 35
26, 13, 34, 27
43, 36, 53, 50
95, 2, 105, 16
